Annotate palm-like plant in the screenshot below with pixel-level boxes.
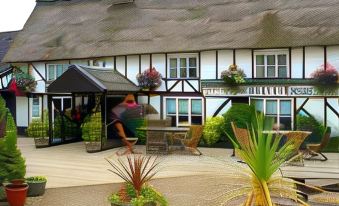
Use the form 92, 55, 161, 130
106, 155, 159, 196
225, 112, 319, 206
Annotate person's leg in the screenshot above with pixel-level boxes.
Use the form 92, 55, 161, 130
114, 122, 134, 155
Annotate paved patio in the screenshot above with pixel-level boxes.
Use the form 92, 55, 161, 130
18, 138, 339, 189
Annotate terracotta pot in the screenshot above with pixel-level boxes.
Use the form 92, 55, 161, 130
5, 183, 28, 206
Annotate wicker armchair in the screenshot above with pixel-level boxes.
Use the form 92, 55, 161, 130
231, 122, 250, 159
171, 125, 204, 155
146, 118, 171, 154
305, 127, 331, 161
284, 131, 311, 165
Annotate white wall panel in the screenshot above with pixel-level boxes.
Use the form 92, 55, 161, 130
116, 56, 126, 76
201, 51, 216, 79
235, 49, 252, 78
140, 55, 150, 72
291, 48, 303, 78
326, 46, 339, 69
304, 98, 325, 123
218, 50, 233, 79
70, 59, 88, 66
127, 55, 139, 84
205, 98, 231, 117
152, 54, 166, 91
150, 95, 161, 119
103, 57, 113, 69
16, 97, 28, 127
305, 46, 324, 78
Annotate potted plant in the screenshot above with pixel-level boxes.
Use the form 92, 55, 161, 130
136, 67, 162, 91
0, 96, 27, 206
81, 111, 102, 153
220, 64, 246, 85
25, 176, 47, 197
106, 156, 168, 206
26, 110, 49, 148
8, 67, 37, 96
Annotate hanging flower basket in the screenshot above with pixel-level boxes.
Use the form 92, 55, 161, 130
136, 67, 162, 91
311, 63, 338, 84
220, 64, 246, 85
9, 67, 37, 96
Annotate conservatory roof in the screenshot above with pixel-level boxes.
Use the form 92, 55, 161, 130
47, 64, 139, 93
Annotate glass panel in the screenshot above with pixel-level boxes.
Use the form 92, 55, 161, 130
256, 55, 264, 65
63, 64, 69, 72
191, 99, 202, 115
280, 117, 292, 130
180, 58, 187, 67
178, 116, 189, 125
48, 65, 55, 80
191, 116, 202, 125
278, 66, 287, 78
254, 99, 264, 112
267, 55, 275, 65
180, 67, 187, 78
56, 65, 63, 78
278, 54, 287, 65
280, 100, 291, 115
189, 67, 197, 78
63, 98, 72, 110
32, 98, 40, 117
266, 100, 277, 115
256, 66, 265, 77
170, 68, 177, 78
189, 58, 196, 67
166, 99, 176, 114
267, 66, 275, 77
170, 58, 177, 68
178, 99, 188, 114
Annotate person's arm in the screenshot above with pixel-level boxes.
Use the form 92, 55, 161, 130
115, 122, 132, 149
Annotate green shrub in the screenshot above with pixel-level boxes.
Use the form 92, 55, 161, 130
202, 116, 225, 146
222, 103, 255, 142
25, 176, 47, 183
53, 112, 80, 138
296, 114, 325, 143
323, 136, 339, 152
27, 110, 49, 138
0, 97, 26, 185
81, 112, 102, 142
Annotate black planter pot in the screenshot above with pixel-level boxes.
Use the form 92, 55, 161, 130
27, 181, 46, 197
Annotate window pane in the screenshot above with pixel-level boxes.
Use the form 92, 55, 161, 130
266, 100, 277, 115
278, 54, 286, 65
180, 58, 186, 67
267, 66, 275, 77
48, 65, 55, 80
178, 116, 189, 125
280, 100, 291, 115
178, 99, 188, 114
278, 66, 287, 78
189, 58, 196, 67
32, 98, 40, 117
180, 67, 187, 78
189, 67, 197, 78
191, 99, 202, 115
267, 55, 275, 65
254, 99, 264, 112
170, 58, 177, 68
166, 99, 176, 114
63, 98, 72, 110
280, 117, 292, 130
56, 65, 63, 78
191, 116, 202, 125
170, 68, 177, 78
256, 55, 264, 65
256, 66, 265, 77
63, 64, 69, 72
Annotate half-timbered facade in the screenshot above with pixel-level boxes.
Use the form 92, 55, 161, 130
2, 0, 339, 136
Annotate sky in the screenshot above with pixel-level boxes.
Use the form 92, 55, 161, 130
0, 0, 36, 32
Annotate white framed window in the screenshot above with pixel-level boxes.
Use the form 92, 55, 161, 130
251, 98, 293, 130
52, 96, 72, 122
254, 50, 289, 78
165, 97, 203, 126
47, 64, 69, 81
32, 97, 41, 118
168, 54, 198, 79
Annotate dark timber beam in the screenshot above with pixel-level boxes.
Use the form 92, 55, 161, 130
213, 98, 231, 117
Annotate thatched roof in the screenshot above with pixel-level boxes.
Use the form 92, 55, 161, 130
48, 64, 139, 93
4, 0, 339, 62
0, 31, 18, 69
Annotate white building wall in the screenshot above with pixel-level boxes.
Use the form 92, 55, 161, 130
303, 98, 325, 123
326, 46, 339, 69
327, 98, 339, 137
235, 49, 252, 78
70, 59, 88, 66
115, 56, 126, 76
152, 54, 166, 91
205, 98, 231, 117
149, 95, 161, 119
218, 50, 233, 79
140, 55, 150, 72
200, 51, 216, 79
291, 48, 303, 78
16, 97, 28, 127
305, 46, 324, 78
126, 55, 139, 84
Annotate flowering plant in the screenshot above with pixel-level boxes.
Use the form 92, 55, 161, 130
136, 67, 162, 90
9, 67, 37, 95
220, 64, 246, 84
311, 63, 338, 84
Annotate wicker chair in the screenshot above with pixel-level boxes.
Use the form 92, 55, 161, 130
171, 125, 204, 155
146, 118, 171, 154
284, 131, 311, 165
231, 122, 250, 159
305, 127, 331, 161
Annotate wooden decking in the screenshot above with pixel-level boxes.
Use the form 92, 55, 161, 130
18, 138, 339, 189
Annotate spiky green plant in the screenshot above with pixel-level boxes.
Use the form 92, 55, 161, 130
224, 111, 319, 206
